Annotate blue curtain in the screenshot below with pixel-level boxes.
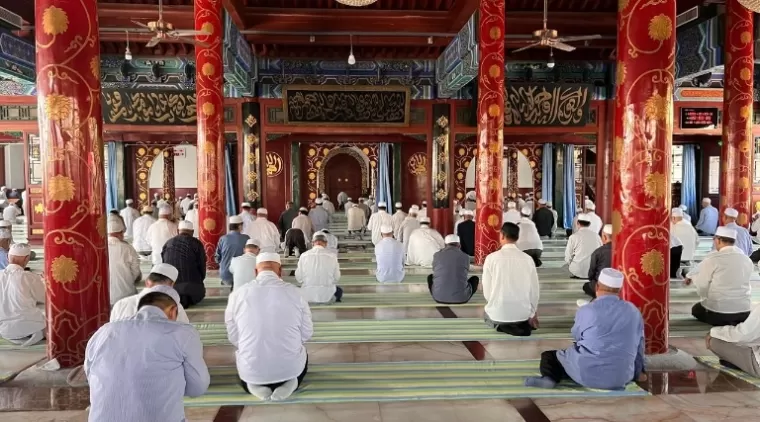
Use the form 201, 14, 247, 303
106, 142, 118, 211
377, 143, 393, 213
541, 143, 553, 203
563, 144, 576, 229
224, 143, 237, 216
681, 144, 697, 219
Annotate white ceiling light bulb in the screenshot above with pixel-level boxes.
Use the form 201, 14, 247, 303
546, 48, 555, 69
125, 30, 132, 61
347, 34, 356, 65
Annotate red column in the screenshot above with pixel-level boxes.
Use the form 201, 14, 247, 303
36, 0, 109, 366
195, 0, 226, 269
719, 0, 754, 226
612, 0, 676, 354
473, 0, 505, 265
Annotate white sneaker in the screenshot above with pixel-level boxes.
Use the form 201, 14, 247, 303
576, 299, 590, 307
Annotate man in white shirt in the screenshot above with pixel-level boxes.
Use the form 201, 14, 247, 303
110, 264, 190, 323
405, 217, 445, 267
238, 202, 255, 234
0, 244, 45, 345
337, 191, 348, 210
225, 252, 313, 401
184, 201, 199, 237
295, 232, 343, 304
680, 204, 692, 223
708, 303, 760, 377
391, 202, 407, 235
547, 202, 558, 235
375, 225, 405, 283
671, 207, 700, 263
107, 217, 142, 305
2, 202, 20, 224
291, 207, 315, 244
585, 202, 603, 235
347, 203, 367, 239
320, 229, 339, 255
565, 214, 603, 278
685, 226, 753, 326
321, 194, 336, 215
367, 202, 394, 245
132, 206, 156, 256
119, 199, 140, 240
417, 200, 428, 221
516, 207, 544, 267
481, 222, 540, 336
397, 207, 421, 252
146, 205, 179, 265
245, 208, 280, 253
723, 207, 753, 256
503, 201, 521, 224
230, 239, 260, 290
180, 194, 194, 216
343, 197, 354, 216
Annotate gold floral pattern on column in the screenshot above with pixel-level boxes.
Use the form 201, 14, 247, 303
241, 103, 261, 202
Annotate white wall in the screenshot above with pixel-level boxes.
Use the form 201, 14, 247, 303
465, 153, 533, 190
149, 145, 198, 189
5, 145, 24, 189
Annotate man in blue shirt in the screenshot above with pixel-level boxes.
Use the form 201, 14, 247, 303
215, 215, 250, 286
525, 268, 646, 390
0, 229, 10, 269
722, 207, 753, 256
696, 197, 719, 235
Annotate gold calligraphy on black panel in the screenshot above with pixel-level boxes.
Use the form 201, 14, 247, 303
283, 85, 410, 126
101, 90, 197, 125
504, 84, 591, 127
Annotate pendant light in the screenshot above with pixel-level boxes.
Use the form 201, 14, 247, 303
347, 34, 356, 65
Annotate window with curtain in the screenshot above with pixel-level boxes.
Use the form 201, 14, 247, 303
671, 145, 683, 183
754, 137, 760, 184
708, 156, 720, 194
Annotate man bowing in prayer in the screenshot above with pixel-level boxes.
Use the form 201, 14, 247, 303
111, 263, 189, 323
406, 217, 445, 267
696, 197, 719, 235
119, 199, 140, 240
132, 206, 156, 257
309, 198, 330, 232
215, 216, 250, 287
162, 220, 207, 308
295, 232, 343, 304
246, 208, 280, 253
0, 244, 45, 346
456, 209, 475, 257
525, 268, 646, 390
107, 217, 142, 305
564, 214, 602, 278
291, 207, 315, 245
147, 205, 178, 265
375, 225, 406, 283
367, 202, 394, 245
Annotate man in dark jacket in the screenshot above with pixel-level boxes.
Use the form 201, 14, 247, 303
428, 234, 479, 304
277, 201, 299, 241
162, 220, 207, 308
533, 199, 555, 238
584, 224, 612, 299
456, 210, 476, 257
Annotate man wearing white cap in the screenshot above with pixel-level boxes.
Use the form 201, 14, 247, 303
696, 197, 719, 235
516, 194, 526, 211
358, 197, 371, 221
337, 191, 348, 210
184, 200, 200, 237
685, 226, 753, 326
246, 208, 280, 254
465, 191, 476, 211
226, 252, 313, 401
565, 214, 603, 278
110, 263, 189, 323
309, 199, 330, 232
132, 206, 156, 256
180, 193, 194, 216
406, 217, 445, 267
375, 225, 405, 283
417, 200, 428, 222
397, 207, 421, 251
366, 195, 376, 213
368, 202, 394, 245
0, 228, 11, 270
456, 209, 476, 257
291, 206, 315, 245
428, 234, 478, 304
107, 217, 142, 305
503, 202, 521, 225
584, 201, 603, 235
2, 201, 20, 225
162, 220, 206, 308
238, 202, 255, 234
343, 197, 354, 215
671, 207, 700, 264
0, 244, 45, 345
582, 224, 613, 302
321, 194, 336, 215
215, 216, 250, 286
119, 199, 140, 240
295, 232, 343, 304
525, 268, 646, 390
230, 239, 261, 290
517, 207, 543, 267
347, 203, 367, 240
722, 207, 752, 256
533, 199, 554, 238
679, 204, 692, 223
146, 205, 179, 265
547, 202, 558, 235
320, 229, 339, 255
86, 287, 209, 422
277, 201, 299, 241
391, 202, 407, 235
525, 193, 535, 214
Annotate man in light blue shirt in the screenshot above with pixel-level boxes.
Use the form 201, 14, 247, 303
215, 215, 250, 286
696, 197, 719, 235
525, 268, 645, 390
375, 225, 405, 283
85, 290, 210, 422
722, 207, 753, 256
0, 229, 10, 270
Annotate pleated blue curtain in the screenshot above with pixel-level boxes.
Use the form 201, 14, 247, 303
106, 142, 118, 211
541, 143, 553, 203
377, 143, 393, 214
681, 144, 697, 219
224, 143, 237, 216
563, 144, 576, 229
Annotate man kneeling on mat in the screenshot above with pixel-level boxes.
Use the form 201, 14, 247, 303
428, 234, 479, 304
525, 268, 646, 390
707, 302, 760, 377
225, 252, 313, 401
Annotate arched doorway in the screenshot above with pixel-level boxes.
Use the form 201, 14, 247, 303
324, 153, 363, 202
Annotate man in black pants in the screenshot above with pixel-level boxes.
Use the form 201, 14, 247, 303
670, 234, 683, 278
583, 224, 612, 300
428, 234, 479, 304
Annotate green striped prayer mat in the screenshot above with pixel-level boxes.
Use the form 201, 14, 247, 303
696, 356, 760, 387
184, 360, 647, 406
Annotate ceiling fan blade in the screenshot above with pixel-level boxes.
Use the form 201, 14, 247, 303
131, 21, 152, 30
146, 37, 161, 48
512, 43, 541, 53
170, 29, 208, 37
550, 41, 576, 52
556, 34, 602, 43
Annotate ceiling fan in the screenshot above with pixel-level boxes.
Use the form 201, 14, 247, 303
131, 0, 210, 48
511, 0, 602, 53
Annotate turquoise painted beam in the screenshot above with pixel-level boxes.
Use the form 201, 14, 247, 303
435, 13, 478, 99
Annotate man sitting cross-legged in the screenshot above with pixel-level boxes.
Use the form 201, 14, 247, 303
582, 224, 613, 302
428, 234, 479, 304
708, 303, 760, 377
229, 239, 260, 290
226, 252, 313, 401
565, 213, 603, 279
0, 244, 45, 346
525, 268, 646, 390
295, 232, 343, 304
110, 263, 189, 323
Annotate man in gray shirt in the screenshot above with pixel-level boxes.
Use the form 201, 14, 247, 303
428, 234, 479, 304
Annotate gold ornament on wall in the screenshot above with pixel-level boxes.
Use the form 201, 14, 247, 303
644, 172, 667, 199
640, 249, 665, 277
408, 152, 427, 175
266, 152, 284, 177
48, 175, 76, 202
51, 255, 79, 284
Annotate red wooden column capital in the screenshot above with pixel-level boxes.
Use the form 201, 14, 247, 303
612, 0, 676, 354
195, 0, 226, 269
473, 0, 506, 265
719, 0, 754, 225
35, 0, 110, 366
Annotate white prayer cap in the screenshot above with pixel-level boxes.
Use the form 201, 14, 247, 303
445, 234, 460, 244
322, 193, 328, 198
256, 252, 281, 265
378, 202, 387, 208
107, 217, 125, 233
507, 201, 516, 209
459, 208, 467, 215
598, 268, 624, 289
465, 209, 475, 216
0, 220, 11, 228
702, 197, 712, 204
141, 285, 181, 308
312, 231, 327, 241
546, 201, 553, 207
521, 207, 531, 216
178, 220, 193, 231
9, 243, 30, 257
585, 201, 596, 211
724, 207, 739, 218
299, 207, 308, 212
229, 215, 243, 224
680, 204, 688, 211
671, 207, 683, 217
353, 204, 359, 208
159, 205, 172, 216
125, 199, 134, 205
395, 202, 402, 208
256, 208, 268, 214
422, 200, 427, 205
577, 213, 591, 223
241, 202, 251, 208
150, 263, 179, 282
408, 207, 417, 214
411, 205, 420, 211
347, 197, 352, 201
380, 225, 394, 234
538, 199, 547, 205
246, 239, 260, 247
315, 198, 323, 204
715, 226, 738, 239
142, 206, 153, 213
603, 224, 613, 235
420, 217, 431, 224
466, 191, 476, 200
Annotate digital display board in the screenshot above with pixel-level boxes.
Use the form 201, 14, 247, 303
680, 107, 719, 129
